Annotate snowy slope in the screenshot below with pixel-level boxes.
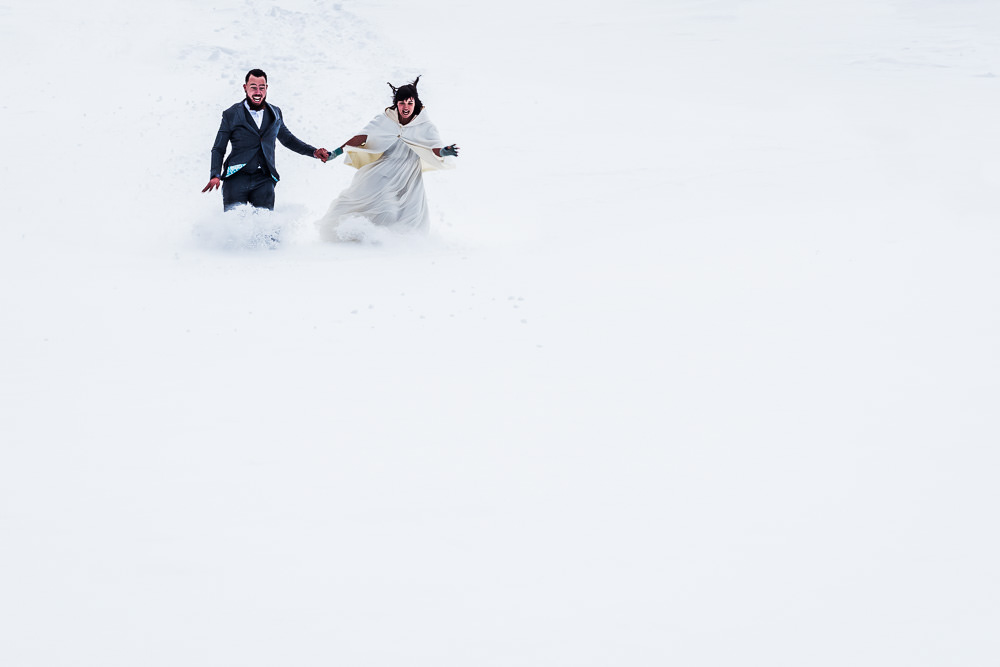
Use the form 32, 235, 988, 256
2, 1, 1000, 665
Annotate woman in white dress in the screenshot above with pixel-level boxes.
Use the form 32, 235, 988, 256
317, 77, 459, 239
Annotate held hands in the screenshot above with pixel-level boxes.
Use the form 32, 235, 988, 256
314, 148, 330, 163
202, 177, 221, 193
440, 144, 459, 157
319, 147, 344, 163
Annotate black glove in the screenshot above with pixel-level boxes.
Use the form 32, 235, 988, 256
440, 144, 459, 157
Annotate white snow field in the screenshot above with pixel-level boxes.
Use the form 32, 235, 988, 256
2, 0, 999, 665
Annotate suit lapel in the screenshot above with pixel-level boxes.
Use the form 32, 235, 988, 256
260, 104, 277, 133
239, 103, 260, 133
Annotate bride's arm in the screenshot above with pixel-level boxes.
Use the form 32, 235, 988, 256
328, 134, 368, 159
433, 144, 459, 157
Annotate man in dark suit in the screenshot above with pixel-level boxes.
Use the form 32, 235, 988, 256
202, 69, 330, 210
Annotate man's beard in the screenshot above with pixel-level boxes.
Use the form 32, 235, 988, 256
245, 95, 266, 111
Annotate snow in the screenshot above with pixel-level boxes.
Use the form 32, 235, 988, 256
2, 0, 999, 664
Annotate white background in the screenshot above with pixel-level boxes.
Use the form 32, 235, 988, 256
2, 1, 999, 664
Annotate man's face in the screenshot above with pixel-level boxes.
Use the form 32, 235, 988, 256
244, 75, 268, 109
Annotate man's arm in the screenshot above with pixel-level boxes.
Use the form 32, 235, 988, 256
276, 120, 329, 162
203, 112, 232, 192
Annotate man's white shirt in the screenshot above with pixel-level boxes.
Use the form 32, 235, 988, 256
244, 101, 264, 128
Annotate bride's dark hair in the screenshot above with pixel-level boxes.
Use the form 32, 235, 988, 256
387, 76, 423, 116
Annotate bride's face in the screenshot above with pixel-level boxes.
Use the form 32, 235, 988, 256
397, 97, 416, 123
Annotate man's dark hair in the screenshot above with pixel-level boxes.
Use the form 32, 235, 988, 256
388, 76, 423, 116
245, 69, 268, 83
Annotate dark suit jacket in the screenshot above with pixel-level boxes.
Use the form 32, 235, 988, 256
210, 101, 316, 182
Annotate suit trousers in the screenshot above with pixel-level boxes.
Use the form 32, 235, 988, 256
222, 168, 276, 211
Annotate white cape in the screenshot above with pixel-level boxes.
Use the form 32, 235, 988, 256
317, 109, 454, 238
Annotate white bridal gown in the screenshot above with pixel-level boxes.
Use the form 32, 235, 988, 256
317, 108, 450, 239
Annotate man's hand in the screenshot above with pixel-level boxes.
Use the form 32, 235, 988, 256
315, 148, 330, 163
440, 144, 459, 157
202, 177, 221, 193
